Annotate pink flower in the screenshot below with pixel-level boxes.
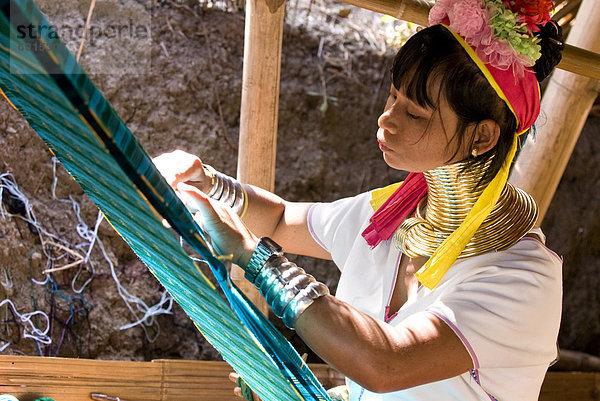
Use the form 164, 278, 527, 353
448, 0, 489, 41
472, 36, 531, 78
471, 23, 494, 47
427, 0, 535, 78
479, 38, 515, 70
428, 0, 454, 26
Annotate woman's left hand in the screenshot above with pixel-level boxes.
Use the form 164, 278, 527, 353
177, 183, 258, 267
229, 372, 261, 400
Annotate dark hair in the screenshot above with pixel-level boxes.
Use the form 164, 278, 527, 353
533, 22, 564, 82
391, 23, 562, 186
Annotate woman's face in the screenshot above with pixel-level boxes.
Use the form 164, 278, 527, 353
377, 83, 470, 173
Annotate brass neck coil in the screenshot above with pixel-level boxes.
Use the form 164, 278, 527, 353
393, 160, 538, 258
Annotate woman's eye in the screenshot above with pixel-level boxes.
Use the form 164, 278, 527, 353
407, 112, 420, 120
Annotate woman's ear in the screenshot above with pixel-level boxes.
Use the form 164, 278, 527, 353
473, 119, 500, 155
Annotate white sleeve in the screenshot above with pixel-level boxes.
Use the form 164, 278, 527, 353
307, 191, 373, 269
427, 239, 563, 370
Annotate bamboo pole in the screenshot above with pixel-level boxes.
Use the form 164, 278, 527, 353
338, 0, 600, 80
340, 0, 430, 25
235, 0, 285, 315
509, 0, 600, 221
558, 44, 600, 81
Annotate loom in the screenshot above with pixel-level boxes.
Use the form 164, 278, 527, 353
0, 0, 331, 399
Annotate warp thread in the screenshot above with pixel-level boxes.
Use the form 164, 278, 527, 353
0, 298, 51, 346
51, 158, 174, 342
2, 166, 174, 351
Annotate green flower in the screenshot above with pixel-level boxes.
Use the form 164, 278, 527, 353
485, 0, 541, 64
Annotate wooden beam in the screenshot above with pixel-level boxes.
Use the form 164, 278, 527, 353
338, 0, 600, 80
1, 356, 163, 401
557, 44, 600, 84
0, 355, 597, 400
509, 0, 600, 220
553, 0, 581, 24
234, 0, 286, 315
0, 355, 345, 401
540, 372, 600, 401
339, 0, 430, 25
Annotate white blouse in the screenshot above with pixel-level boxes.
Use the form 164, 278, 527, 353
308, 190, 562, 401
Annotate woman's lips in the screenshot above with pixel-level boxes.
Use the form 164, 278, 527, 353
378, 140, 392, 153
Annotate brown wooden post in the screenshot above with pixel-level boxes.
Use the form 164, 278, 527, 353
509, 0, 600, 221
234, 0, 286, 315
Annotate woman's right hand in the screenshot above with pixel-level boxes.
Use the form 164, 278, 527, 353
152, 150, 213, 193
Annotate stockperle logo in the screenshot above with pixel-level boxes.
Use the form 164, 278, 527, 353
10, 2, 152, 76
15, 20, 150, 46
13, 23, 60, 53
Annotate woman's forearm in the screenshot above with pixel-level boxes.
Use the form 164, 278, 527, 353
239, 183, 287, 238
240, 184, 330, 259
179, 178, 470, 393
295, 295, 473, 393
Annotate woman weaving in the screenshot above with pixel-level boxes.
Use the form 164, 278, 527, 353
154, 1, 564, 399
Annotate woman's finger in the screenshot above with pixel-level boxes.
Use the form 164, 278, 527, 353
152, 150, 206, 188
229, 372, 244, 399
228, 372, 259, 401
229, 372, 240, 383
176, 182, 214, 216
177, 182, 234, 229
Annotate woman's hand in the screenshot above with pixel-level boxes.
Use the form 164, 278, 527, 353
178, 183, 257, 267
229, 372, 261, 401
227, 354, 307, 400
152, 150, 213, 193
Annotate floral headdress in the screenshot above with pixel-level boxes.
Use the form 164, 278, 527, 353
429, 0, 554, 77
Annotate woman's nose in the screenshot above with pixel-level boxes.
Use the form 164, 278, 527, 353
378, 105, 398, 134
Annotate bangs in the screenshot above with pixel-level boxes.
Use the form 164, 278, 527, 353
391, 26, 459, 111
